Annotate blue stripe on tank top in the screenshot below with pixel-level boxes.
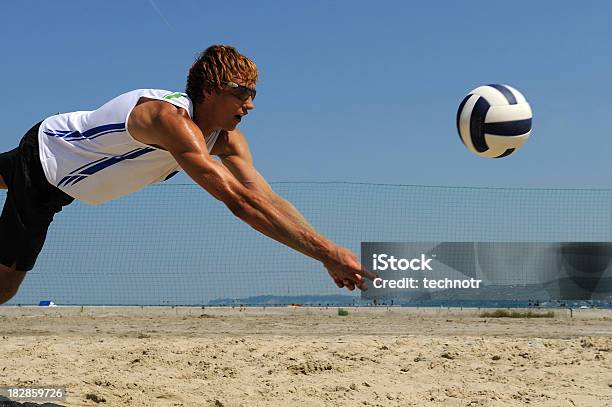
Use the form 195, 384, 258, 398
45, 122, 126, 141
163, 171, 179, 181
58, 147, 156, 187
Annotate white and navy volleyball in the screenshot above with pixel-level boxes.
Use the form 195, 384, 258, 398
456, 84, 532, 158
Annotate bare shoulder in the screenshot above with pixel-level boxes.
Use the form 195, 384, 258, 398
128, 97, 192, 147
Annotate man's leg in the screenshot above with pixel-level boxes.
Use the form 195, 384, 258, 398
0, 178, 31, 304
0, 131, 56, 304
0, 161, 21, 304
0, 262, 26, 304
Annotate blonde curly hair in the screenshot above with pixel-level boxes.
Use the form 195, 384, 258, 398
186, 45, 258, 104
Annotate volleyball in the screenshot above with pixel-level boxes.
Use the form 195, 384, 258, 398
456, 84, 532, 158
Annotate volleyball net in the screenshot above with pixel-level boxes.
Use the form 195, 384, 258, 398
4, 182, 612, 306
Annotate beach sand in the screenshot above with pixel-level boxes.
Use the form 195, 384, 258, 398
0, 306, 610, 406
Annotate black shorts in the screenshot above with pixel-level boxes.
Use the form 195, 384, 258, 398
0, 122, 74, 271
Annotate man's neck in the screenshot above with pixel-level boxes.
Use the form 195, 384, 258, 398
192, 102, 217, 136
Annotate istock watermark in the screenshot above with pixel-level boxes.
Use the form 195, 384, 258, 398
362, 243, 483, 293
372, 253, 433, 271
361, 241, 612, 302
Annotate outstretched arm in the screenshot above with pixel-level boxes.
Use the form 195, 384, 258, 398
128, 101, 373, 291
217, 129, 374, 290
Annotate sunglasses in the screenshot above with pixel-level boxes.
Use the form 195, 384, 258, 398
222, 80, 256, 101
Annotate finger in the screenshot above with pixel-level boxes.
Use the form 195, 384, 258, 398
342, 279, 355, 290
334, 279, 344, 288
357, 279, 368, 291
359, 266, 379, 281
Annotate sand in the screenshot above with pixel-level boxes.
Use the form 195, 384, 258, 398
0, 306, 611, 407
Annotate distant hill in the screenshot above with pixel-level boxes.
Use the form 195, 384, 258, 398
207, 294, 365, 306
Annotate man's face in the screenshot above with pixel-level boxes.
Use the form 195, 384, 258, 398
211, 78, 256, 131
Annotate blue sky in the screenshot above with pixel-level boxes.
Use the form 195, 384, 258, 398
3, 1, 612, 305
1, 0, 611, 189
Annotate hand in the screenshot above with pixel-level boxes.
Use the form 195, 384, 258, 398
323, 246, 377, 292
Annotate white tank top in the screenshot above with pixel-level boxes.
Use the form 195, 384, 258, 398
38, 89, 220, 205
